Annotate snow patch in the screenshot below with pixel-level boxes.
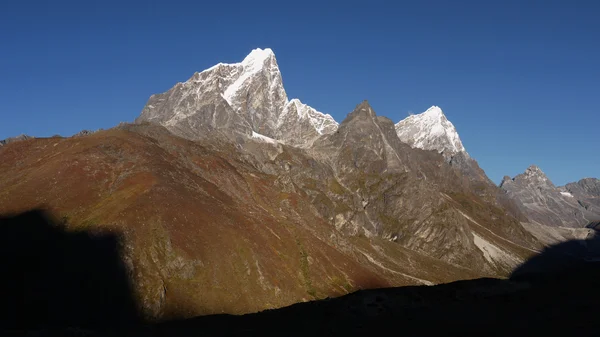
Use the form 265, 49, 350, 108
560, 191, 574, 198
252, 131, 277, 144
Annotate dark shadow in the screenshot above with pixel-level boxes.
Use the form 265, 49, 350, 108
511, 226, 600, 278
0, 209, 140, 332
3, 209, 600, 336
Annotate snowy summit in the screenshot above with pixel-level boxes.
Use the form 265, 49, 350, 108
137, 48, 338, 147
394, 106, 467, 159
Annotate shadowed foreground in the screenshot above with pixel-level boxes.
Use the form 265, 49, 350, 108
0, 210, 140, 331
1, 210, 598, 337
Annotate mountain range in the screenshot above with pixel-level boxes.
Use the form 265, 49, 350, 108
0, 48, 598, 321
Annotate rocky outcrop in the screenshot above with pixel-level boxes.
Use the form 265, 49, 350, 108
0, 134, 32, 147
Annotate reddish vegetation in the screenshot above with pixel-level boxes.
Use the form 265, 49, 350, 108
0, 126, 485, 320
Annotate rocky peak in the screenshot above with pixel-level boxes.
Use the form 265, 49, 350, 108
395, 106, 466, 160
136, 48, 336, 146
519, 165, 553, 186
500, 165, 599, 227
314, 101, 415, 178
524, 164, 543, 176
343, 100, 376, 121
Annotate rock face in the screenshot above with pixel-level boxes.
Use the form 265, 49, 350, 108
500, 166, 600, 227
309, 101, 538, 271
563, 178, 600, 215
136, 48, 337, 147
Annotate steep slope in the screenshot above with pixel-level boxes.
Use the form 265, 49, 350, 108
136, 48, 337, 147
394, 106, 525, 221
500, 165, 600, 227
308, 101, 540, 273
0, 124, 485, 320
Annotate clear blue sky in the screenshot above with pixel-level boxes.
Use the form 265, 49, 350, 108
1, 0, 598, 185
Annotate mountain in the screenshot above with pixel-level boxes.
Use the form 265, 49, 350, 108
500, 165, 600, 228
0, 122, 491, 319
563, 178, 600, 215
0, 99, 544, 320
393, 105, 526, 225
136, 48, 337, 147
3, 47, 594, 326
395, 106, 465, 161
394, 106, 494, 183
309, 101, 539, 270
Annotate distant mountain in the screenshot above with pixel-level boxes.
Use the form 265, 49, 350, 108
394, 106, 520, 216
563, 178, 600, 215
500, 165, 600, 227
0, 134, 32, 147
136, 48, 337, 147
395, 106, 465, 160
394, 106, 488, 181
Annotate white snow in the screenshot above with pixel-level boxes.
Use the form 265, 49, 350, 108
395, 106, 466, 156
223, 48, 275, 105
251, 131, 277, 144
560, 191, 574, 198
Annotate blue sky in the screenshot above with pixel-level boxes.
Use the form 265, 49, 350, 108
1, 0, 598, 185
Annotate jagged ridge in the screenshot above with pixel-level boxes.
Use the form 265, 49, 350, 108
136, 48, 338, 147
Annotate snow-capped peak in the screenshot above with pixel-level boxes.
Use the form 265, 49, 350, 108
423, 105, 444, 116
241, 48, 275, 69
223, 48, 283, 106
395, 106, 466, 159
137, 47, 338, 147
